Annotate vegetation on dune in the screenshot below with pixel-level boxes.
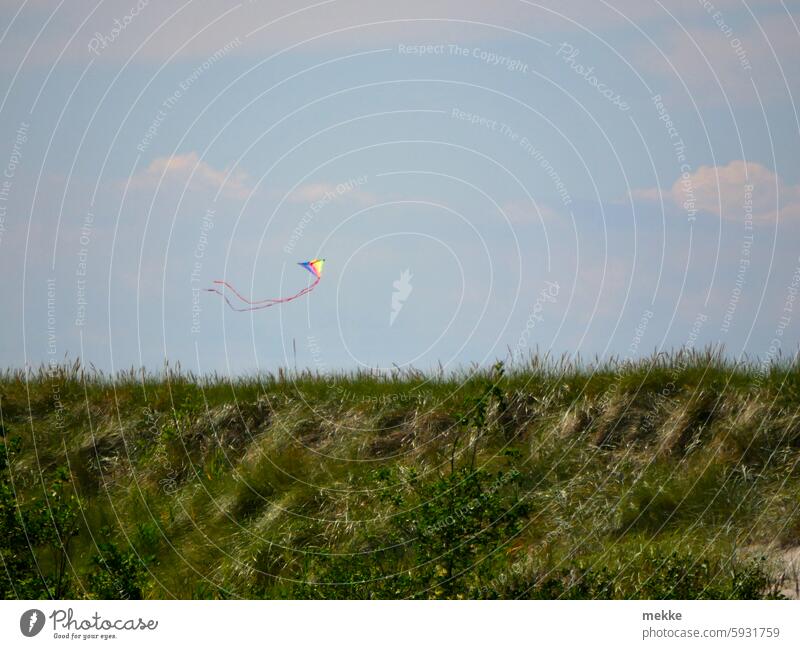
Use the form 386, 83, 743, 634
1, 350, 799, 599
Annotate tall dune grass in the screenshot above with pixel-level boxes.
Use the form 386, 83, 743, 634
1, 349, 799, 598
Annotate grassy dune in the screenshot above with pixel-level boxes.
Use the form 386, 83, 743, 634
2, 351, 800, 599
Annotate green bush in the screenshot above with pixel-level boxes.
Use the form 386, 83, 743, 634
1, 437, 81, 598
87, 533, 150, 599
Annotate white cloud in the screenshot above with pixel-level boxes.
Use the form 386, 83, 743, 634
287, 181, 376, 206
130, 151, 251, 199
631, 160, 800, 224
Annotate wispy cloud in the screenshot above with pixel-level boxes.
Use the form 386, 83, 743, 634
501, 200, 562, 224
636, 12, 799, 106
286, 179, 376, 206
629, 160, 800, 224
9, 1, 790, 67
130, 151, 251, 199
627, 187, 663, 203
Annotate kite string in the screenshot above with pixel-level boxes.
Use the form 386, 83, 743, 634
211, 279, 282, 305
205, 276, 320, 311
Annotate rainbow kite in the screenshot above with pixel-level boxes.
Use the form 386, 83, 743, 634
205, 259, 325, 311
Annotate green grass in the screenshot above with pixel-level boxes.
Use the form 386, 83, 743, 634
1, 350, 799, 599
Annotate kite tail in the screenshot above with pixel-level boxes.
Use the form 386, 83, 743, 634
205, 276, 320, 312
209, 279, 284, 306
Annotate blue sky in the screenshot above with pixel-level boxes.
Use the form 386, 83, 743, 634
1, 0, 799, 373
